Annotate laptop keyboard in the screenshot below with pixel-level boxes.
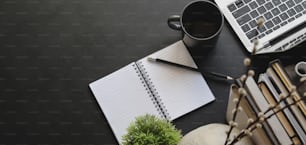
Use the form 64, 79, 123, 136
228, 0, 306, 42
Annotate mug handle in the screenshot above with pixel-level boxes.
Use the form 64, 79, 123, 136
167, 15, 181, 30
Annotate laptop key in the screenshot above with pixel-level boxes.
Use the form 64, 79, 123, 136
265, 21, 274, 29
286, 0, 295, 8
241, 24, 251, 32
246, 29, 258, 39
272, 0, 281, 6
243, 0, 251, 4
280, 21, 288, 26
237, 14, 252, 25
295, 13, 302, 18
249, 1, 258, 9
287, 8, 297, 16
294, 5, 303, 13
273, 25, 280, 31
256, 0, 265, 5
264, 12, 273, 20
250, 10, 259, 18
279, 4, 288, 11
257, 6, 267, 14
266, 29, 273, 35
280, 13, 289, 20
258, 25, 266, 33
272, 16, 281, 24
265, 2, 274, 10
235, 0, 244, 8
249, 20, 258, 28
233, 5, 250, 18
303, 2, 306, 8
228, 4, 237, 12
294, 0, 302, 4
271, 8, 281, 16
288, 17, 295, 22
258, 33, 265, 38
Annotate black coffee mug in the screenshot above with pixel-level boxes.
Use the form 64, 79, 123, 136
168, 0, 224, 48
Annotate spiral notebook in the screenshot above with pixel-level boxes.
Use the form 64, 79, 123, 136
89, 41, 215, 144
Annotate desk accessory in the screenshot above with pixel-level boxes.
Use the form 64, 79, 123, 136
147, 57, 234, 81
223, 17, 306, 144
177, 18, 305, 145
215, 0, 306, 54
285, 62, 306, 96
89, 40, 215, 144
245, 76, 291, 145
225, 57, 306, 145
167, 0, 224, 48
227, 84, 273, 145
224, 20, 306, 144
295, 61, 306, 77
122, 114, 182, 145
269, 61, 306, 140
258, 73, 306, 144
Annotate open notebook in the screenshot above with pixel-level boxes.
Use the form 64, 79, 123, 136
89, 41, 215, 144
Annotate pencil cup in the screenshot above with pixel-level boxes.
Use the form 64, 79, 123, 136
295, 61, 306, 77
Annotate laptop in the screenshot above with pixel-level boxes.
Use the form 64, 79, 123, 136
215, 0, 306, 54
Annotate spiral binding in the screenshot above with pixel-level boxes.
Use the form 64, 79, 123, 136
133, 62, 171, 120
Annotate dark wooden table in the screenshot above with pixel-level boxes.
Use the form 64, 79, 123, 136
0, 0, 305, 144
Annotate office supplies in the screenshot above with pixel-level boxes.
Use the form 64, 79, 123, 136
258, 73, 306, 144
245, 77, 292, 145
147, 57, 234, 81
167, 0, 224, 48
258, 81, 301, 145
227, 85, 273, 145
215, 0, 306, 54
285, 62, 306, 94
234, 78, 279, 144
295, 61, 306, 77
271, 60, 306, 116
268, 61, 306, 143
89, 41, 215, 144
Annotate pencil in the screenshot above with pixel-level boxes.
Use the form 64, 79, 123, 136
147, 57, 234, 81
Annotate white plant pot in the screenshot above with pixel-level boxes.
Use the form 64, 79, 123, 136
178, 123, 254, 145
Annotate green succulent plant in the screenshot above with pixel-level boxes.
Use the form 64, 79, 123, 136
122, 114, 182, 145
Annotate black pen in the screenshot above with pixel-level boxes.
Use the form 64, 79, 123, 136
147, 57, 234, 81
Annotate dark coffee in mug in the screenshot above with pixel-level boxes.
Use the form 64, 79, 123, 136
182, 1, 223, 39
168, 0, 224, 48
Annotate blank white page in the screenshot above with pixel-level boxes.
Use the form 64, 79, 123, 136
137, 41, 215, 120
89, 63, 161, 144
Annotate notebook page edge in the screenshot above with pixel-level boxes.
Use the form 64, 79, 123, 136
89, 62, 162, 143
137, 41, 215, 120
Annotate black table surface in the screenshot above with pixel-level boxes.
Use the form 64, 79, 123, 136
0, 0, 305, 144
